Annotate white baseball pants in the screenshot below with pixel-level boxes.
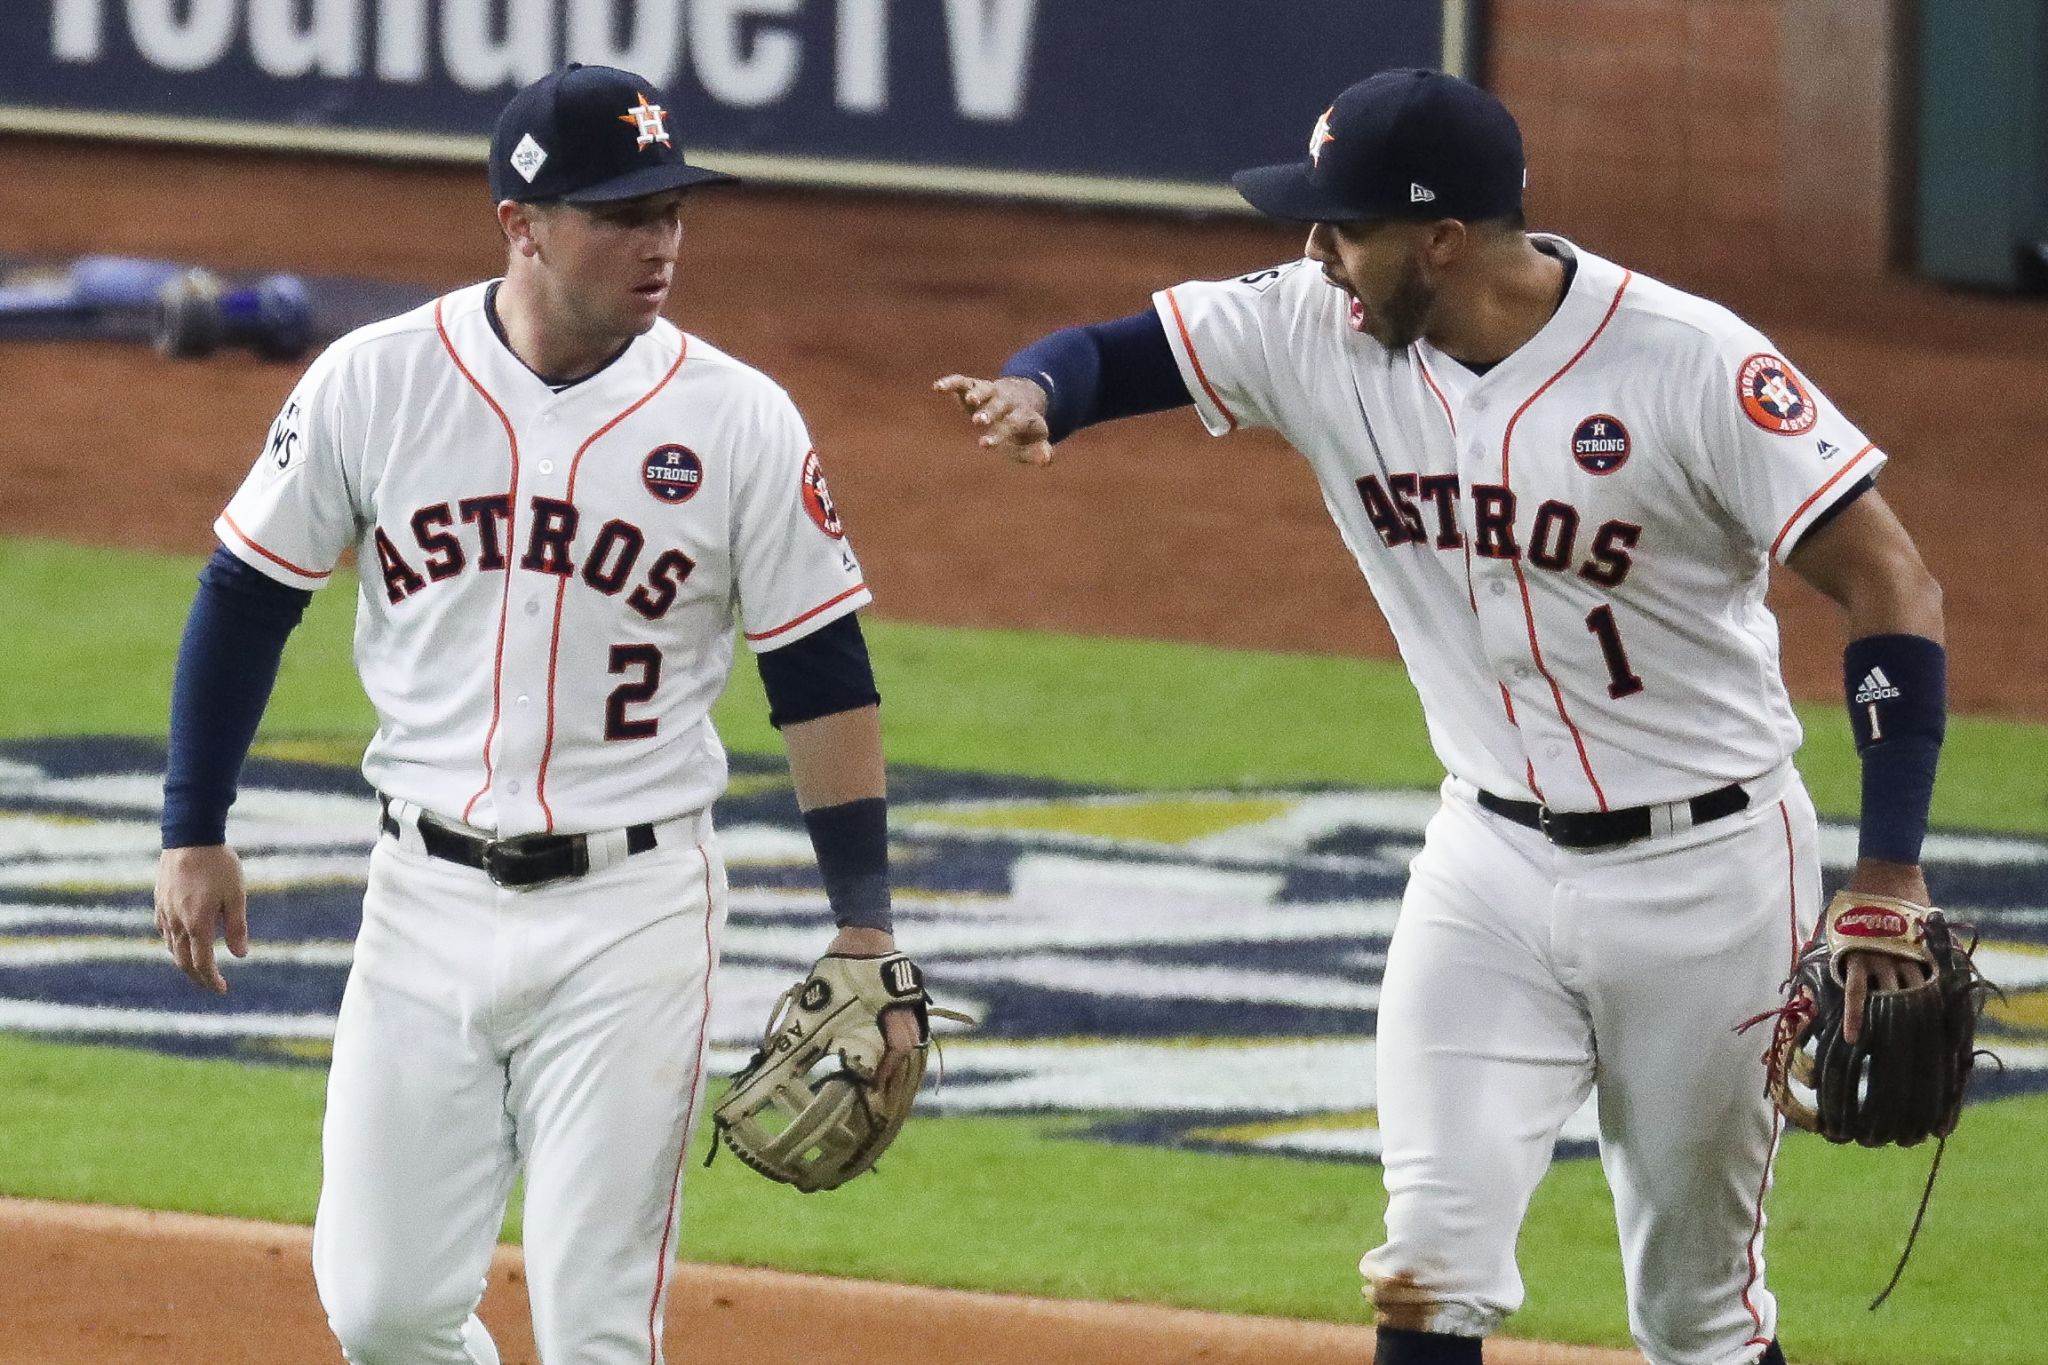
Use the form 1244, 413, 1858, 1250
1361, 764, 1819, 1365
312, 812, 725, 1365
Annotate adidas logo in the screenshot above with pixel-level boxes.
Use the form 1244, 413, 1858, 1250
1410, 183, 1436, 203
1854, 666, 1901, 704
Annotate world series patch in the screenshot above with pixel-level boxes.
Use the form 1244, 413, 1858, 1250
1571, 414, 1631, 474
1737, 353, 1818, 435
642, 444, 703, 503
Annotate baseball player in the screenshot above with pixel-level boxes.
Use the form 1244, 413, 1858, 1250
153, 64, 920, 1365
938, 69, 1947, 1365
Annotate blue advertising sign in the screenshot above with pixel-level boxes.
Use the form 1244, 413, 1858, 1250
0, 2, 1467, 205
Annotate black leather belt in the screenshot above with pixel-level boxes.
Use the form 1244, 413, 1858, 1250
1476, 784, 1749, 850
379, 798, 657, 887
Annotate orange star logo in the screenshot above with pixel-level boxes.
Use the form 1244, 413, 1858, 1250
618, 92, 671, 150
1308, 105, 1336, 165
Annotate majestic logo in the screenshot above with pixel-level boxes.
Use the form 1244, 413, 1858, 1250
1410, 183, 1437, 204
642, 444, 703, 504
1835, 906, 1911, 939
1570, 414, 1631, 474
1855, 667, 1901, 704
1308, 106, 1336, 165
801, 450, 845, 539
618, 92, 671, 149
1737, 353, 1818, 435
799, 979, 832, 1011
509, 133, 548, 183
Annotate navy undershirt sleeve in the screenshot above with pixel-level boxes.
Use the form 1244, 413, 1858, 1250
161, 547, 313, 847
756, 611, 880, 729
998, 310, 1191, 443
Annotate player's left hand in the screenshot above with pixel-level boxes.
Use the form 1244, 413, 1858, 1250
932, 374, 1055, 467
826, 924, 923, 1089
1838, 859, 1933, 1044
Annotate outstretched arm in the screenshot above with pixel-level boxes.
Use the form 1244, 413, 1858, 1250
935, 309, 1191, 465
1787, 489, 1945, 1040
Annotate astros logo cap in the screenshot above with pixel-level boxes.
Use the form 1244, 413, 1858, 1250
1232, 68, 1525, 225
489, 63, 738, 204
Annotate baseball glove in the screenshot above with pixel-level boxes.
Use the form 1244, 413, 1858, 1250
708, 952, 972, 1192
1760, 891, 1991, 1149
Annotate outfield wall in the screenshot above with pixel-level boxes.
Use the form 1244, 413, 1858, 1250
0, 0, 1467, 211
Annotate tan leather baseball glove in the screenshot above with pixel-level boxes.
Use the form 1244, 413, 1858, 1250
708, 952, 972, 1192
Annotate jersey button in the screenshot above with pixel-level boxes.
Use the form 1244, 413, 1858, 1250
525, 599, 541, 616
506, 780, 522, 795
1490, 582, 1509, 597
1513, 665, 1533, 681
516, 694, 531, 706
538, 459, 555, 475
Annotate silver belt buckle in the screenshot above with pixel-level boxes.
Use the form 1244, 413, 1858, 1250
479, 837, 517, 887
1536, 805, 1555, 842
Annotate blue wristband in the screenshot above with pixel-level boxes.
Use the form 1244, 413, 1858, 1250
1844, 634, 1946, 864
803, 797, 892, 933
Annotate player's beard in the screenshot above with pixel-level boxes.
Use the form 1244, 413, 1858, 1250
1372, 254, 1437, 350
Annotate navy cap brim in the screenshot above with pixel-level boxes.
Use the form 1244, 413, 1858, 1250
558, 161, 738, 204
1230, 161, 1375, 223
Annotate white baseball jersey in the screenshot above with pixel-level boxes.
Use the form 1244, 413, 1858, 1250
1154, 237, 1883, 810
217, 281, 869, 836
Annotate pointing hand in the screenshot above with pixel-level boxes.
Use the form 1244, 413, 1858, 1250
933, 374, 1055, 467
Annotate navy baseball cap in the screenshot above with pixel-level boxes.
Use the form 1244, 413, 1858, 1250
1231, 69, 1524, 224
489, 64, 736, 204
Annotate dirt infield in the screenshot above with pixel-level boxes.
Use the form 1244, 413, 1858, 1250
0, 1200, 1638, 1365
2, 135, 2046, 719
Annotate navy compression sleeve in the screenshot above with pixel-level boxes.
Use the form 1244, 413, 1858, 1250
161, 547, 312, 847
998, 310, 1191, 442
756, 614, 891, 932
755, 612, 880, 729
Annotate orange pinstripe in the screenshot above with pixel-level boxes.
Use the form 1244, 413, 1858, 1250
533, 338, 690, 831
1163, 288, 1239, 432
744, 583, 868, 644
1499, 271, 1634, 812
1769, 444, 1878, 561
219, 512, 332, 581
434, 295, 523, 827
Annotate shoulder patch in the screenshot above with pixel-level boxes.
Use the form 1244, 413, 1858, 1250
1737, 353, 1818, 435
263, 400, 302, 474
801, 449, 845, 539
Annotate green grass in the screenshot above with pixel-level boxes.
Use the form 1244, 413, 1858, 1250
0, 1031, 2037, 1364
3, 534, 2046, 1365
4, 538, 2046, 830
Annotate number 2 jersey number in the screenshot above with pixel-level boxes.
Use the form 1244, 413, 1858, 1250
605, 644, 662, 739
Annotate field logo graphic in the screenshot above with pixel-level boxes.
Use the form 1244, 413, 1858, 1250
3, 738, 2045, 1164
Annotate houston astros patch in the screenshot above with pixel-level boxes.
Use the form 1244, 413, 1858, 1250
1571, 414, 1631, 474
641, 444, 703, 503
801, 449, 844, 539
1737, 353, 1818, 435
